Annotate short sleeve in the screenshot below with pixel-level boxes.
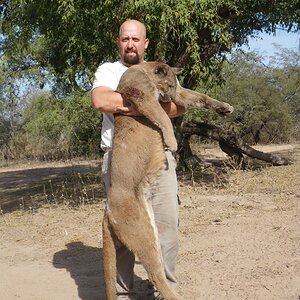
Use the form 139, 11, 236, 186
92, 63, 118, 90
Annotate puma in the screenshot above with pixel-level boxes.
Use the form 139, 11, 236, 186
102, 61, 233, 300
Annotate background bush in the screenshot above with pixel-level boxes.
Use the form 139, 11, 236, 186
2, 92, 101, 161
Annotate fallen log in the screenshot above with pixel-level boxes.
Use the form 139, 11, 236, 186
182, 121, 292, 166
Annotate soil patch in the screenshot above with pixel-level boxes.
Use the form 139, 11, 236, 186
0, 144, 299, 299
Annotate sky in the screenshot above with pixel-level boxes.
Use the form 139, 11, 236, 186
238, 29, 299, 60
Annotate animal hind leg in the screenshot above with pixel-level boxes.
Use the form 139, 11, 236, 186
109, 202, 182, 300
102, 213, 117, 300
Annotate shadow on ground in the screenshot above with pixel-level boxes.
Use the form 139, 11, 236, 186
53, 241, 149, 300
53, 241, 105, 300
0, 163, 105, 213
1, 146, 297, 212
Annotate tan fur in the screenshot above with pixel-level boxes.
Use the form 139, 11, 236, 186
102, 62, 233, 300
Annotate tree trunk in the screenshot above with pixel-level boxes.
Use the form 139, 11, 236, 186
181, 121, 292, 167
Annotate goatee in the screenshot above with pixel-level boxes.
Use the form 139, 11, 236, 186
124, 52, 140, 65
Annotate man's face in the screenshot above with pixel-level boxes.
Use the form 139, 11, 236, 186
116, 21, 149, 67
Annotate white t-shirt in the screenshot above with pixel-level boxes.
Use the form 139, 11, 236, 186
92, 61, 128, 150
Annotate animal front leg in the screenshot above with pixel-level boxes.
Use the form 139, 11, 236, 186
102, 213, 117, 300
175, 85, 234, 114
120, 86, 177, 151
138, 101, 177, 151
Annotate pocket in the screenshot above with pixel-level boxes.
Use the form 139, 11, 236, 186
166, 150, 177, 169
102, 151, 111, 174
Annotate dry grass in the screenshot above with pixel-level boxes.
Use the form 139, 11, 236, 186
1, 143, 299, 214
225, 163, 299, 195
179, 143, 299, 194
0, 144, 299, 300
0, 160, 105, 213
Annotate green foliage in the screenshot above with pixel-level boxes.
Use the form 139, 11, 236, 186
203, 49, 299, 144
0, 53, 28, 153
0, 114, 10, 148
269, 47, 300, 123
18, 92, 101, 160
23, 93, 62, 140
61, 93, 102, 157
1, 0, 299, 93
0, 1, 299, 160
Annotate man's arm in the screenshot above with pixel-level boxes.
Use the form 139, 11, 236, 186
91, 86, 185, 117
91, 86, 130, 113
160, 101, 185, 118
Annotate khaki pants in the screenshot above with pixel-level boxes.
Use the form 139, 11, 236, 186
102, 150, 179, 294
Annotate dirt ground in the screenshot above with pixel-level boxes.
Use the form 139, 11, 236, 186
0, 144, 299, 300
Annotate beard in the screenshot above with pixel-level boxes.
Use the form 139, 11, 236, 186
123, 51, 140, 65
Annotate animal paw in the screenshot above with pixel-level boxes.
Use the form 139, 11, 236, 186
165, 136, 178, 152
216, 103, 234, 115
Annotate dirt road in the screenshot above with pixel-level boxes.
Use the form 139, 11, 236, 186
0, 145, 299, 299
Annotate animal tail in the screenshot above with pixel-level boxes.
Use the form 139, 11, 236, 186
102, 212, 117, 300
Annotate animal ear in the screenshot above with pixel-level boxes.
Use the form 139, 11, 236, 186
153, 64, 169, 76
171, 67, 184, 75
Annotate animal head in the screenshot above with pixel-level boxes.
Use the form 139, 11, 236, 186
142, 62, 183, 102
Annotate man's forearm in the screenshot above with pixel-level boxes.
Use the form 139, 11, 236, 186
91, 86, 125, 113
92, 86, 185, 117
161, 101, 186, 118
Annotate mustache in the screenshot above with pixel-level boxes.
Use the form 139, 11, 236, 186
125, 50, 137, 54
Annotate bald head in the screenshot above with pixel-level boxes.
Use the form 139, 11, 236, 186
116, 19, 149, 67
119, 19, 147, 39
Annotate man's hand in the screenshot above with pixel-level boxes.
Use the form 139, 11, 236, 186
116, 102, 142, 116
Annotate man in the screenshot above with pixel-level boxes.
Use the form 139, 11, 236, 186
91, 19, 185, 300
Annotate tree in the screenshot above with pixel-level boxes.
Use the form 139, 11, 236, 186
20, 92, 101, 160
212, 50, 297, 144
0, 53, 33, 157
1, 0, 299, 163
176, 48, 299, 168
1, 0, 299, 93
0, 12, 56, 159
269, 46, 300, 139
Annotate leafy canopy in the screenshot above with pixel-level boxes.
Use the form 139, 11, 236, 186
196, 49, 300, 144
1, 0, 299, 93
